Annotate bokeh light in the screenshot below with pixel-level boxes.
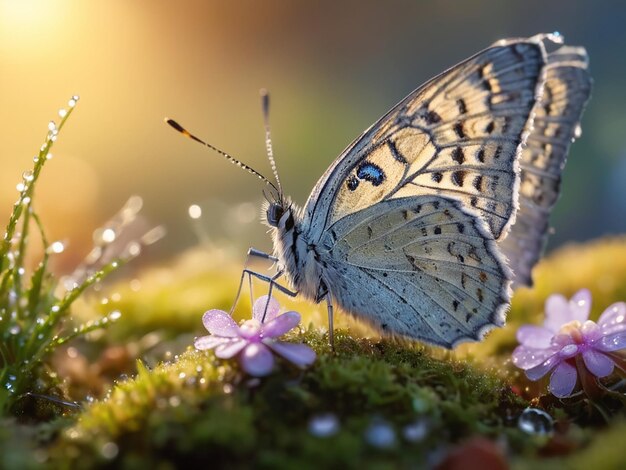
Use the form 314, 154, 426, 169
1, 0, 625, 265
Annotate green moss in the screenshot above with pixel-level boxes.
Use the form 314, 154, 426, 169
46, 331, 530, 468
4, 236, 626, 468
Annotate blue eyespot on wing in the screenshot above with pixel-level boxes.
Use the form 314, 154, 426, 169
304, 36, 558, 243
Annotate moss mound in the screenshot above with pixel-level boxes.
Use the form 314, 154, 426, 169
3, 236, 626, 468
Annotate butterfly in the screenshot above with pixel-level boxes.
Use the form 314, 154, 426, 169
167, 33, 591, 348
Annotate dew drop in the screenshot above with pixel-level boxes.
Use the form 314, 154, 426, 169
101, 228, 116, 243
9, 325, 21, 335
402, 420, 429, 443
518, 407, 553, 436
108, 310, 122, 321
364, 419, 396, 449
22, 170, 34, 182
573, 124, 582, 141
308, 413, 340, 438
48, 241, 65, 254
58, 109, 67, 118
48, 121, 57, 131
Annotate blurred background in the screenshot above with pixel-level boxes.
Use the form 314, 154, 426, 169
1, 0, 625, 272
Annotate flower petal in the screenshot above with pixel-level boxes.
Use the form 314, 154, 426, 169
516, 325, 554, 348
512, 345, 558, 370
240, 343, 274, 376
525, 354, 561, 381
253, 295, 280, 323
266, 341, 316, 367
202, 310, 239, 337
557, 344, 579, 359
582, 349, 615, 377
597, 331, 626, 352
544, 294, 571, 332
549, 362, 578, 398
261, 311, 301, 338
194, 335, 231, 350
568, 289, 592, 322
214, 339, 247, 359
598, 302, 626, 336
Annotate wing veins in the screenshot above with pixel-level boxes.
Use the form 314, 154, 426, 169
361, 268, 451, 342
358, 269, 445, 341
407, 182, 507, 204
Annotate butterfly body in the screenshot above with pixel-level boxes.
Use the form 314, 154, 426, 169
265, 34, 591, 348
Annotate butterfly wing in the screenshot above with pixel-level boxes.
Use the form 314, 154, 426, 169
498, 45, 592, 287
317, 196, 510, 347
303, 36, 551, 243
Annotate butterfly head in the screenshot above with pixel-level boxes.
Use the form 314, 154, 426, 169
263, 192, 295, 230
266, 202, 285, 227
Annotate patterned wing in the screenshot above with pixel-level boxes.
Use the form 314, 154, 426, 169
498, 45, 592, 287
304, 36, 551, 242
318, 196, 510, 347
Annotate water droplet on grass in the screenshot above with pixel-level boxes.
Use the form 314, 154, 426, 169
48, 241, 65, 254
109, 310, 122, 321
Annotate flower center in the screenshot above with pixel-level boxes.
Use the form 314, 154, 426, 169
239, 319, 262, 341
558, 320, 584, 343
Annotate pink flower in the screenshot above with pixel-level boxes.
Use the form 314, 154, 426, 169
512, 289, 626, 398
194, 296, 316, 377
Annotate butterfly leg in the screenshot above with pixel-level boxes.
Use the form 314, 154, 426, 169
230, 247, 282, 315
325, 295, 335, 351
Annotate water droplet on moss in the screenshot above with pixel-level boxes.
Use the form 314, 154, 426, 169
365, 419, 396, 449
518, 407, 553, 436
402, 420, 429, 443
308, 413, 340, 438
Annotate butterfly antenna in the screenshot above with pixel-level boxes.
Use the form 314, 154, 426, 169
260, 89, 283, 201
165, 118, 279, 194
